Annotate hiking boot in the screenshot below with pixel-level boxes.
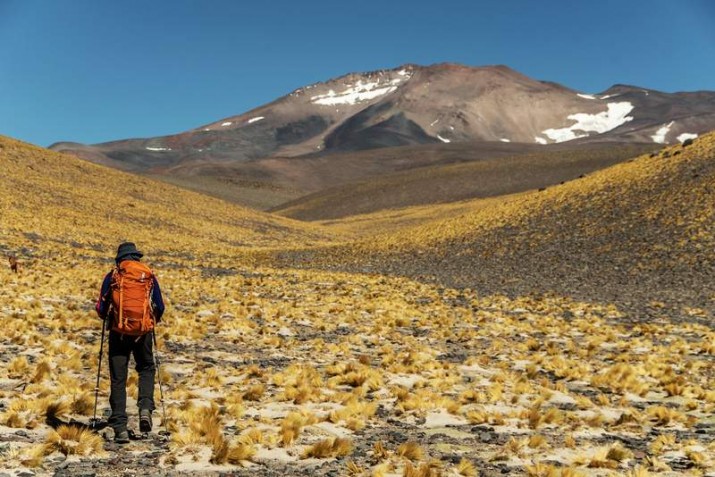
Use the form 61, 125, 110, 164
139, 409, 152, 433
114, 429, 130, 444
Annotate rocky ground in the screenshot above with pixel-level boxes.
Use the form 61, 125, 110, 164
1, 133, 714, 476
1, 259, 714, 476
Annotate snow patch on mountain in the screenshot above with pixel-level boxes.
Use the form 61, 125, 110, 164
311, 82, 398, 106
535, 137, 547, 145
577, 94, 596, 100
651, 121, 674, 144
437, 135, 451, 143
311, 72, 411, 106
221, 122, 232, 127
247, 116, 265, 124
146, 147, 171, 152
500, 138, 511, 142
677, 133, 698, 143
542, 102, 634, 143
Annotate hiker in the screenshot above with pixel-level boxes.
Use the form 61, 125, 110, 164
96, 242, 165, 444
8, 255, 18, 273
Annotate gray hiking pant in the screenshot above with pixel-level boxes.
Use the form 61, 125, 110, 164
107, 331, 156, 432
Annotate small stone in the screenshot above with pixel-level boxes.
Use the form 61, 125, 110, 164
196, 310, 214, 318
277, 326, 294, 337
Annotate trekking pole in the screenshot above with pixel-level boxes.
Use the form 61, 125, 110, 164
91, 315, 108, 428
151, 330, 169, 436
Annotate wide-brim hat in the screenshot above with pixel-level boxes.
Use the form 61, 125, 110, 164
115, 242, 143, 262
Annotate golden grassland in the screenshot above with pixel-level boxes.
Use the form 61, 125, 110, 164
1, 261, 714, 474
285, 133, 715, 318
0, 135, 339, 261
316, 192, 531, 238
0, 134, 714, 475
315, 133, 715, 259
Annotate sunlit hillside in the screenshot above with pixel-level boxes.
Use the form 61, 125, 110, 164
1, 134, 714, 476
294, 133, 715, 317
0, 135, 335, 264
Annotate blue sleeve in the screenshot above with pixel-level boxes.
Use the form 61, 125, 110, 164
152, 276, 165, 322
95, 272, 113, 319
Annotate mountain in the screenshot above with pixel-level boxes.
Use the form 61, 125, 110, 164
49, 63, 715, 213
50, 63, 715, 169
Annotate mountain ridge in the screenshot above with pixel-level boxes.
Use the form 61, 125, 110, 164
48, 62, 715, 216
50, 62, 715, 172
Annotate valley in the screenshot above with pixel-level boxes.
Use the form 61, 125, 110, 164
1, 132, 713, 476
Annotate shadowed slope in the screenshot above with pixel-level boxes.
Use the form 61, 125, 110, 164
273, 143, 653, 220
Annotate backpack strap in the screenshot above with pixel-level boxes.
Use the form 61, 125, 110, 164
110, 267, 125, 330
119, 273, 126, 330
142, 276, 154, 332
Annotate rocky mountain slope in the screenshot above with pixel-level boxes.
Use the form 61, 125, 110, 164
49, 64, 715, 211
50, 63, 715, 169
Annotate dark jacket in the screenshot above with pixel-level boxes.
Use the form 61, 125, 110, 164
95, 261, 165, 322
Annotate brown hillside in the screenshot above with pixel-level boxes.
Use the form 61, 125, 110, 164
274, 143, 653, 221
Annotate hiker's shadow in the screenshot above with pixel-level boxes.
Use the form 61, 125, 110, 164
46, 414, 109, 432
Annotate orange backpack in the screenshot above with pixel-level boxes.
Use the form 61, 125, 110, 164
110, 261, 155, 336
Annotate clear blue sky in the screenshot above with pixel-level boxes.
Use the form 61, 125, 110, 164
1, 0, 713, 147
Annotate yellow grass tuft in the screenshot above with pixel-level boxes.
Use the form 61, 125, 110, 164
646, 405, 684, 426
626, 466, 650, 477
227, 443, 256, 464
346, 460, 364, 475
685, 449, 708, 469
373, 440, 390, 460
397, 441, 425, 461
209, 432, 229, 464
605, 442, 633, 462
279, 411, 317, 447
7, 356, 30, 378
455, 458, 477, 476
465, 408, 489, 425
243, 383, 265, 401
45, 424, 104, 456
528, 434, 548, 449
20, 444, 47, 468
237, 427, 264, 445
70, 392, 94, 416
402, 461, 441, 477
301, 437, 353, 459
525, 462, 561, 477
31, 359, 52, 383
